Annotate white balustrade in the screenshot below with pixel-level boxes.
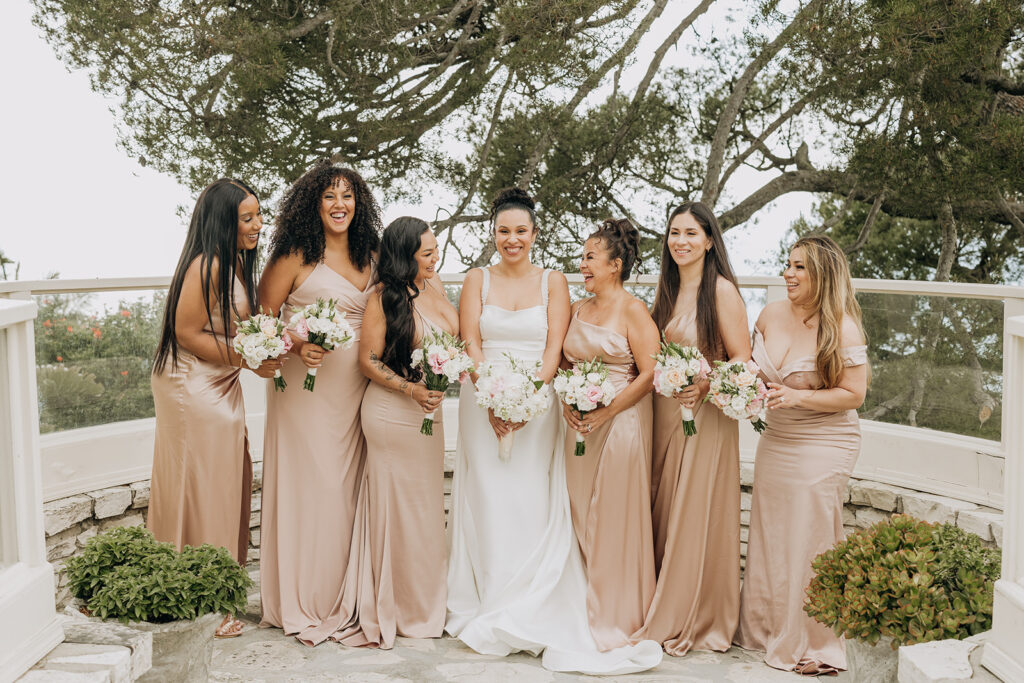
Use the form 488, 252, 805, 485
0, 298, 63, 682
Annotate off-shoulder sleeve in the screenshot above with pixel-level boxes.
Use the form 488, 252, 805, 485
842, 345, 868, 367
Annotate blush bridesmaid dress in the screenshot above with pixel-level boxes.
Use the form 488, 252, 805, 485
148, 277, 252, 565
632, 310, 740, 655
259, 262, 373, 645
735, 327, 867, 673
338, 305, 448, 648
562, 299, 656, 651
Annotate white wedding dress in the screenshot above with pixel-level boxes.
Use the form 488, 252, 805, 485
445, 268, 663, 674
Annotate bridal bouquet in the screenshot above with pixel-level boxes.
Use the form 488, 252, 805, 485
289, 297, 354, 391
474, 354, 551, 461
553, 359, 617, 456
705, 360, 769, 433
411, 329, 474, 436
232, 309, 292, 391
652, 341, 711, 436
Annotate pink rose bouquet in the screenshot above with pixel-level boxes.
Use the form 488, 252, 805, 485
411, 329, 474, 436
704, 359, 768, 433
553, 358, 617, 456
232, 309, 292, 391
652, 340, 711, 436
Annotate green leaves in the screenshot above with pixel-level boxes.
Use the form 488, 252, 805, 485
805, 514, 1000, 647
65, 526, 253, 624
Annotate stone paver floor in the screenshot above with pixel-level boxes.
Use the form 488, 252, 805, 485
212, 619, 853, 682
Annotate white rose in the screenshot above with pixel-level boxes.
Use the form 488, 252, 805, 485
735, 370, 756, 388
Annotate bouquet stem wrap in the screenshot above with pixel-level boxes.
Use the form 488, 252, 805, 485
498, 433, 515, 462
273, 368, 286, 392
680, 405, 696, 436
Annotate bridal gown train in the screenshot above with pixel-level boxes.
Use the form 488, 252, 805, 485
445, 268, 662, 675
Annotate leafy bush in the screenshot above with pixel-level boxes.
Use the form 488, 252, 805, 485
804, 514, 1000, 648
65, 526, 252, 623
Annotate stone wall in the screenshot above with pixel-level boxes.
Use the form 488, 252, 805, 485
44, 455, 1001, 606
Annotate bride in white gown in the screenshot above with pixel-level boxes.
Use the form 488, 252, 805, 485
445, 189, 662, 674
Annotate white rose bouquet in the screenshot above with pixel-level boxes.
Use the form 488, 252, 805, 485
411, 329, 474, 436
289, 297, 354, 391
553, 358, 618, 456
652, 340, 712, 436
704, 359, 769, 433
232, 309, 292, 391
474, 354, 552, 461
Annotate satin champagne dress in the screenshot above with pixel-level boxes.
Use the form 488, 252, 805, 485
339, 306, 448, 648
259, 263, 372, 646
148, 277, 252, 565
446, 269, 662, 674
562, 299, 656, 651
735, 328, 867, 672
633, 310, 740, 655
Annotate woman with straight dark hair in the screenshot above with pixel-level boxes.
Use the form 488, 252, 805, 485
632, 201, 750, 655
257, 160, 382, 645
735, 234, 868, 675
339, 217, 458, 648
561, 219, 660, 650
148, 177, 280, 638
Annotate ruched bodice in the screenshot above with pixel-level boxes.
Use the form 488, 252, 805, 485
563, 303, 637, 391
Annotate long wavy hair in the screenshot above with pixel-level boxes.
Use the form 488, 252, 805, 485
154, 178, 259, 373
269, 160, 382, 268
588, 218, 640, 282
651, 202, 739, 361
376, 217, 431, 382
793, 234, 868, 389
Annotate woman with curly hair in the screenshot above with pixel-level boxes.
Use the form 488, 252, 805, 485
257, 160, 382, 646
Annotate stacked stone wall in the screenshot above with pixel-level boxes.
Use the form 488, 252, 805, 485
45, 456, 1001, 607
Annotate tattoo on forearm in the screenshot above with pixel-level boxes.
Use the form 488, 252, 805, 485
369, 351, 410, 394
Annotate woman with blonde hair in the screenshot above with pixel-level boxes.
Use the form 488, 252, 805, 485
735, 234, 869, 675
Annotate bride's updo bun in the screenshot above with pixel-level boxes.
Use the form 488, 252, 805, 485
590, 218, 640, 281
489, 187, 538, 230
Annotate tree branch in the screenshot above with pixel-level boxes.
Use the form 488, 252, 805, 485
700, 0, 825, 206
845, 190, 884, 254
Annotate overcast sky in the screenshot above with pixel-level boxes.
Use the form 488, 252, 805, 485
1, 0, 809, 283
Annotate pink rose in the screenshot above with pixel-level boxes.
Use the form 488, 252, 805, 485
429, 354, 444, 374
282, 333, 294, 352
749, 399, 763, 414
458, 371, 470, 384
700, 358, 712, 376
293, 318, 309, 341
585, 385, 603, 404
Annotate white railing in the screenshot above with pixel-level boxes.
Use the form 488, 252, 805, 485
982, 312, 1024, 680
2, 275, 1022, 509
0, 297, 63, 681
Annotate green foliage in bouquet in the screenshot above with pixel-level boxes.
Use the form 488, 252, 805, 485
804, 514, 1000, 648
65, 526, 252, 624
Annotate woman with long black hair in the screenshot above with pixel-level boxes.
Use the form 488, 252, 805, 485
148, 177, 280, 638
340, 217, 458, 648
633, 201, 750, 655
257, 160, 382, 646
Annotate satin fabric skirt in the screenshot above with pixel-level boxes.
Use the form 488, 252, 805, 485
735, 409, 860, 672
564, 393, 655, 651
633, 397, 740, 655
446, 389, 663, 674
259, 344, 368, 645
148, 351, 251, 565
343, 382, 447, 647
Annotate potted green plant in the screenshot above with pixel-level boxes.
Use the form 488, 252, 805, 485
804, 514, 1000, 682
64, 526, 253, 682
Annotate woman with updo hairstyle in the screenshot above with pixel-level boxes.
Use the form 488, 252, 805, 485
257, 160, 382, 645
560, 219, 660, 650
340, 216, 458, 648
445, 192, 661, 673
149, 178, 281, 639
632, 201, 750, 655
735, 234, 868, 675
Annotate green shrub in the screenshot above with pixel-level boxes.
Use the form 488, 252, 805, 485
804, 514, 1000, 648
65, 526, 252, 624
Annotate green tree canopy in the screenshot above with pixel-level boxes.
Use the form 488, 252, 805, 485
33, 0, 1024, 273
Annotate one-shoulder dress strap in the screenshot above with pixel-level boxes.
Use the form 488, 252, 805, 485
540, 268, 550, 307
842, 345, 869, 367
480, 267, 490, 306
